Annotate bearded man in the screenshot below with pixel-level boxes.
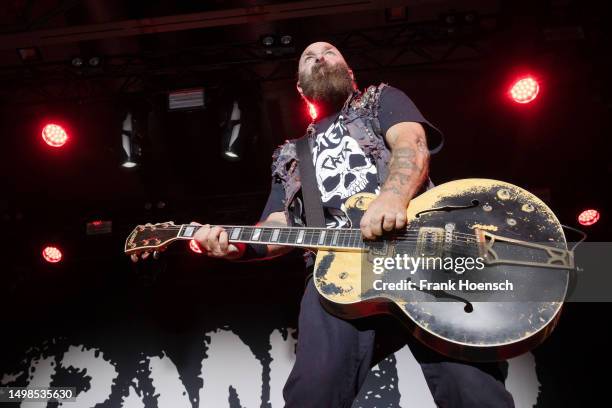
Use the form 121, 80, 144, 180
192, 42, 515, 407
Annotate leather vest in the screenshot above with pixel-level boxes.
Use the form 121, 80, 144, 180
270, 83, 432, 227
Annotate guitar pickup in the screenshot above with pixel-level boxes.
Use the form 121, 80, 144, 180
416, 227, 445, 257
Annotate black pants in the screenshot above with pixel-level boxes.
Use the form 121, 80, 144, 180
283, 277, 515, 408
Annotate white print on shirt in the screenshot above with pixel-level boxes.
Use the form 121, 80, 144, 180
312, 117, 378, 203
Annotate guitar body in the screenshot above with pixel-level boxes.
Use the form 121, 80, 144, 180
313, 179, 570, 362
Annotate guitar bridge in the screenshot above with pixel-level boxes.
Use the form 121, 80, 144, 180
416, 227, 445, 257
476, 230, 574, 269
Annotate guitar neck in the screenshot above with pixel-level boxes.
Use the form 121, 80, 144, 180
177, 224, 366, 251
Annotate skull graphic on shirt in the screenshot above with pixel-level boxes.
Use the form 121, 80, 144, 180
314, 134, 377, 203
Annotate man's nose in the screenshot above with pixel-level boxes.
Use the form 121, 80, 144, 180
314, 54, 325, 63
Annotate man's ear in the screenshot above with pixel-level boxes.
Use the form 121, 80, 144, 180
348, 69, 355, 81
296, 82, 304, 97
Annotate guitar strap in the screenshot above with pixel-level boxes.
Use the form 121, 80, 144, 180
296, 136, 326, 228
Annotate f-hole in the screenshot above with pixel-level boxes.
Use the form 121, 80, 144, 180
415, 199, 480, 219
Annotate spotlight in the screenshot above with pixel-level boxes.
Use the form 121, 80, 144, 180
71, 57, 84, 67
42, 123, 68, 148
509, 76, 540, 104
280, 35, 293, 45
221, 101, 242, 161
578, 209, 600, 226
86, 220, 112, 235
17, 47, 42, 63
189, 240, 203, 254
42, 246, 63, 263
261, 35, 276, 47
88, 56, 101, 67
307, 102, 318, 121
260, 34, 295, 57
444, 14, 456, 25
121, 113, 141, 168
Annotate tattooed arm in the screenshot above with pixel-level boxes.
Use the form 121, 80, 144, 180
360, 122, 429, 239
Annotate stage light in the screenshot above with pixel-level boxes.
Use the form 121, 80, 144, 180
189, 240, 203, 254
307, 102, 318, 121
41, 123, 68, 147
444, 14, 456, 24
510, 77, 539, 104
121, 113, 141, 168
578, 209, 600, 226
86, 220, 112, 235
280, 35, 293, 45
42, 246, 63, 263
71, 57, 84, 67
260, 34, 295, 57
168, 88, 205, 111
261, 35, 276, 47
17, 47, 41, 63
222, 101, 242, 161
88, 56, 101, 67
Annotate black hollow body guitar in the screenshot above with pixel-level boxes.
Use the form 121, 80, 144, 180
125, 179, 573, 362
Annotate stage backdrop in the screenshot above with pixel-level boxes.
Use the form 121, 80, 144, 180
0, 253, 595, 408
2, 326, 541, 408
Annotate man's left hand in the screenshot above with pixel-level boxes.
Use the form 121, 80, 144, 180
359, 193, 409, 239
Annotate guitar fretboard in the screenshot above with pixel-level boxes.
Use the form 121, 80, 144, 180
178, 225, 367, 250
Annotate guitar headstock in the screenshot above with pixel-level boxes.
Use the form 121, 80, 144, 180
124, 222, 182, 255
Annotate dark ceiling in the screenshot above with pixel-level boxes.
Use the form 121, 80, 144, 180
0, 0, 610, 279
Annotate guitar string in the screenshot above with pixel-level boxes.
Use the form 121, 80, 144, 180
135, 232, 481, 255
136, 230, 478, 247
135, 226, 481, 250
142, 225, 481, 240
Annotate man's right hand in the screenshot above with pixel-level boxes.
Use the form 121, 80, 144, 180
191, 222, 244, 260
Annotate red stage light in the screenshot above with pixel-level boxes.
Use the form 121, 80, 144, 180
307, 102, 318, 121
578, 209, 600, 226
189, 239, 203, 254
509, 77, 539, 104
42, 246, 63, 263
42, 124, 68, 147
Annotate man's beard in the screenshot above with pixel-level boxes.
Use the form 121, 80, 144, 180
298, 62, 355, 110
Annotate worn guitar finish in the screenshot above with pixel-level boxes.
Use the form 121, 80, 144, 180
124, 179, 572, 362
313, 179, 571, 362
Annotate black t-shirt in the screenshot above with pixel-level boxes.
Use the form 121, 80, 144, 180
259, 85, 443, 223
311, 112, 379, 227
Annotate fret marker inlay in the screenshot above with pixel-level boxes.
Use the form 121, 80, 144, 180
318, 230, 326, 245
252, 228, 262, 241
271, 229, 280, 242
297, 230, 305, 244
230, 228, 241, 240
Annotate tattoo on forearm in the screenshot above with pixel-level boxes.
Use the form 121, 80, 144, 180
380, 186, 402, 195
389, 147, 420, 173
390, 158, 418, 172
386, 172, 410, 185
382, 143, 429, 197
